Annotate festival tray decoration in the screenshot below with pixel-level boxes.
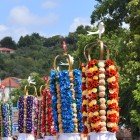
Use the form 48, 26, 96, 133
40, 82, 56, 137
50, 50, 83, 134
82, 37, 120, 133
18, 84, 38, 136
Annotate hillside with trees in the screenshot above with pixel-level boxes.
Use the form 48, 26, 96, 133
0, 0, 140, 138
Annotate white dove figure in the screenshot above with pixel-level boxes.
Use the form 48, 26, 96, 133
87, 22, 105, 39
27, 76, 36, 85
59, 55, 74, 66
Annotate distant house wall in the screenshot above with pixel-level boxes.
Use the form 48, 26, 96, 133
0, 87, 14, 100
0, 48, 15, 54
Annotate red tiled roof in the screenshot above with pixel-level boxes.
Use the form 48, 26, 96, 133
1, 77, 21, 88
0, 47, 14, 51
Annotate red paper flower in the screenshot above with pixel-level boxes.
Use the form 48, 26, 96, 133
106, 69, 117, 77
82, 96, 87, 100
88, 105, 99, 112
108, 82, 118, 89
82, 72, 86, 77
92, 125, 101, 132
89, 116, 101, 123
108, 92, 118, 99
82, 84, 87, 90
108, 103, 118, 110
87, 80, 99, 89
82, 105, 87, 112
108, 126, 119, 132
83, 126, 88, 134
106, 59, 115, 67
88, 59, 98, 68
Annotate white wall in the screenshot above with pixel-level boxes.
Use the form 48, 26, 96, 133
0, 87, 14, 101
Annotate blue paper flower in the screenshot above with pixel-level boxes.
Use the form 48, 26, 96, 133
50, 70, 59, 132
73, 69, 83, 132
58, 70, 74, 133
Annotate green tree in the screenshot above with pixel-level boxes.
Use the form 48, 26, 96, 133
0, 36, 17, 49
91, 0, 130, 32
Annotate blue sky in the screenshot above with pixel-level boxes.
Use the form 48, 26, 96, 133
0, 0, 97, 41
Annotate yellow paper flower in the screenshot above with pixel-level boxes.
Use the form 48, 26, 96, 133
82, 90, 87, 95
93, 76, 98, 80
89, 112, 94, 117
88, 90, 92, 95
107, 122, 117, 128
82, 100, 88, 105
83, 111, 87, 116
89, 100, 97, 107
109, 65, 116, 70
92, 88, 97, 93
107, 76, 116, 83
82, 77, 86, 82
86, 77, 92, 82
109, 89, 116, 94
93, 111, 99, 116
107, 110, 119, 116
82, 67, 86, 72
107, 99, 118, 105
91, 122, 100, 128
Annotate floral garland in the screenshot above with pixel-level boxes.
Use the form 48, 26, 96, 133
105, 59, 119, 132
41, 89, 47, 135
1, 102, 12, 137
8, 102, 13, 136
98, 61, 107, 132
56, 80, 63, 133
84, 59, 119, 133
73, 69, 83, 132
86, 59, 101, 132
18, 96, 24, 133
32, 97, 40, 137
58, 70, 74, 133
81, 64, 89, 134
50, 70, 59, 132
26, 96, 34, 133
69, 71, 78, 133
45, 88, 56, 135
37, 98, 42, 139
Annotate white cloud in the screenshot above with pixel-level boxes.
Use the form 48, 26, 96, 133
69, 17, 91, 32
42, 0, 57, 9
10, 6, 35, 25
0, 25, 30, 42
9, 6, 58, 26
0, 25, 8, 32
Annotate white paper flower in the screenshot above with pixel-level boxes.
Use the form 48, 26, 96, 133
98, 62, 105, 68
